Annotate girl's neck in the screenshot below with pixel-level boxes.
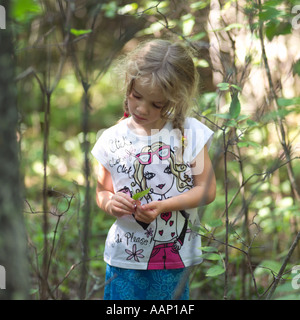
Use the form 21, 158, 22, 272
127, 117, 167, 136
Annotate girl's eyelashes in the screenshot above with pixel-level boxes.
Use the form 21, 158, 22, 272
132, 93, 141, 99
132, 92, 165, 109
164, 165, 172, 174
153, 103, 164, 109
144, 171, 155, 180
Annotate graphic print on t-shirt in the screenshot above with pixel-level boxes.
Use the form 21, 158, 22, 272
119, 141, 193, 269
91, 117, 214, 270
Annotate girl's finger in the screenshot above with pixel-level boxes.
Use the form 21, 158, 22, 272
115, 192, 136, 210
113, 202, 134, 216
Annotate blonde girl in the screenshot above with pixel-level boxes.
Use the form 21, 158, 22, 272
92, 39, 216, 300
120, 39, 198, 151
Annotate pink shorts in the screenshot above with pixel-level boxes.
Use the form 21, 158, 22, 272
148, 242, 185, 270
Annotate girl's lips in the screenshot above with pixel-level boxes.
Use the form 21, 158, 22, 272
157, 184, 165, 189
133, 114, 147, 121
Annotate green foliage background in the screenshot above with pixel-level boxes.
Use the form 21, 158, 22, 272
9, 0, 300, 299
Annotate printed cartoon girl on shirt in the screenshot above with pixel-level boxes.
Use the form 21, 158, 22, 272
131, 141, 193, 269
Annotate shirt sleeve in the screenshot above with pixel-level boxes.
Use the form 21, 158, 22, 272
184, 117, 214, 163
91, 128, 110, 170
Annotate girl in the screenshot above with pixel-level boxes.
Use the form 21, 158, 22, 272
91, 39, 216, 300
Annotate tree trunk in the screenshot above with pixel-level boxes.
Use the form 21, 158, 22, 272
0, 0, 29, 300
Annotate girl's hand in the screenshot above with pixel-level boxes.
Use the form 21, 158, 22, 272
172, 240, 182, 252
107, 192, 136, 218
134, 201, 163, 224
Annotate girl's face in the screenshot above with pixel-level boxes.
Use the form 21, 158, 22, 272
127, 79, 168, 135
135, 145, 175, 197
146, 159, 175, 196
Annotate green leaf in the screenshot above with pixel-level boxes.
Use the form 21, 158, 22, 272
293, 59, 300, 76
246, 119, 259, 127
182, 16, 195, 36
201, 253, 221, 261
236, 114, 250, 122
206, 265, 225, 277
277, 97, 300, 107
206, 218, 223, 228
198, 225, 210, 236
229, 94, 241, 119
217, 82, 230, 91
237, 142, 249, 148
190, 1, 210, 10
200, 246, 218, 253
132, 187, 151, 200
263, 109, 295, 121
258, 260, 282, 274
231, 84, 242, 91
70, 29, 92, 37
259, 6, 283, 21
103, 1, 118, 18
11, 0, 42, 22
213, 113, 231, 119
190, 32, 206, 41
118, 3, 138, 15
247, 141, 261, 148
237, 140, 261, 148
212, 23, 243, 33
196, 59, 209, 68
226, 119, 237, 127
224, 23, 243, 31
265, 21, 291, 41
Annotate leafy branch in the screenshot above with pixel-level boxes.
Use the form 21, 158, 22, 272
132, 187, 151, 201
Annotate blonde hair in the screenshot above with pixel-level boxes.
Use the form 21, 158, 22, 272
118, 39, 199, 152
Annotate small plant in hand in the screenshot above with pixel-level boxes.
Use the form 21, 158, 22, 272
132, 187, 151, 201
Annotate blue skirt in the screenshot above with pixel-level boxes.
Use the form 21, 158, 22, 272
104, 264, 190, 300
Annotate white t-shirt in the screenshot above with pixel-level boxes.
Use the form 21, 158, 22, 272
91, 117, 214, 270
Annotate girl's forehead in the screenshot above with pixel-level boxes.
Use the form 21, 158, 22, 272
133, 78, 165, 100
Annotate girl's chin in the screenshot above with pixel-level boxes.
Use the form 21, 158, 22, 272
152, 189, 166, 196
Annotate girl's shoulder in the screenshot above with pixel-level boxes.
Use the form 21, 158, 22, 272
183, 117, 214, 150
184, 117, 213, 132
98, 118, 128, 138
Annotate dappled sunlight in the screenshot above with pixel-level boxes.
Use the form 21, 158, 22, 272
3, 0, 298, 300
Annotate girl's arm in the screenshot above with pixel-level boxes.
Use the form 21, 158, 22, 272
134, 145, 216, 223
96, 163, 136, 217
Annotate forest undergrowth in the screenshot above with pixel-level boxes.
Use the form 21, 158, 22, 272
7, 0, 300, 300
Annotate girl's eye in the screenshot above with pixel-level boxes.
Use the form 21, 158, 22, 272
164, 165, 172, 174
144, 171, 155, 180
153, 100, 167, 109
133, 93, 141, 99
153, 103, 164, 109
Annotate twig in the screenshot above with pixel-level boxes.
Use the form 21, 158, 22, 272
51, 254, 102, 296
24, 191, 75, 217
223, 129, 229, 300
266, 230, 300, 300
257, 0, 300, 202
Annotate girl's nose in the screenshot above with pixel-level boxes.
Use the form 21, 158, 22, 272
137, 100, 148, 115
